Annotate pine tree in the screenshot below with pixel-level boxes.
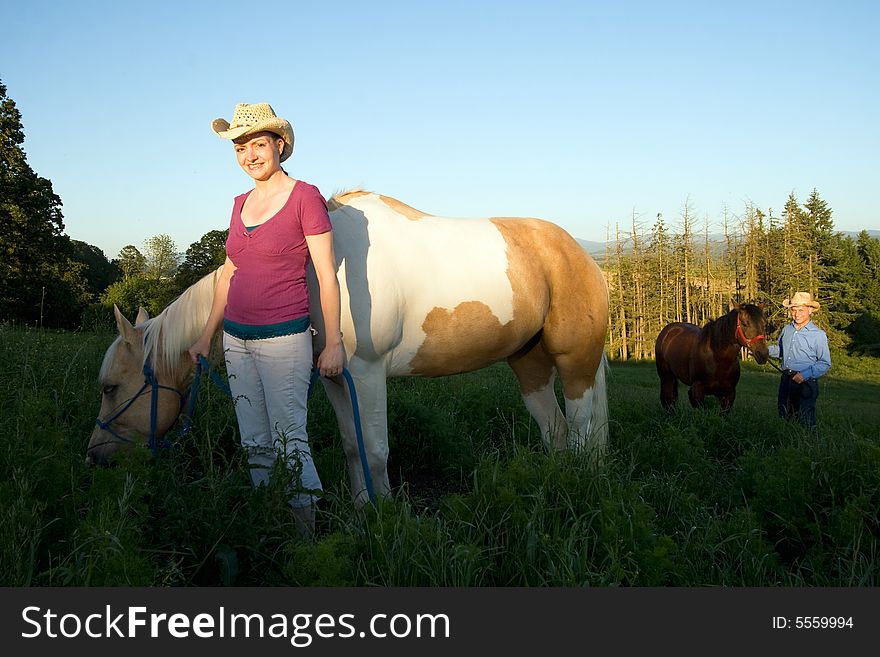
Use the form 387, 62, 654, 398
848, 232, 880, 351
781, 192, 807, 296
737, 205, 754, 304
629, 211, 647, 359
674, 201, 695, 323
649, 213, 671, 336
799, 189, 854, 338
757, 208, 777, 307
802, 188, 835, 293
613, 223, 629, 360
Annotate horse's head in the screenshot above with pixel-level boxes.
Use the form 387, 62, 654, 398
85, 306, 187, 466
735, 303, 769, 364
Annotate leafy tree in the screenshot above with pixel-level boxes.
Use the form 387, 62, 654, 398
143, 233, 179, 281
118, 245, 146, 279
100, 276, 177, 320
0, 80, 89, 327
70, 240, 121, 298
175, 228, 228, 289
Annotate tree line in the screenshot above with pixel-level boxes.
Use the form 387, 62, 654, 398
1, 81, 226, 329
99, 229, 227, 324
3, 80, 879, 353
602, 194, 880, 358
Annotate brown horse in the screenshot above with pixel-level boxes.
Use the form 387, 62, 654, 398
655, 304, 769, 413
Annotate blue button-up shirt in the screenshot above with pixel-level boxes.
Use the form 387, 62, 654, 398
768, 320, 832, 380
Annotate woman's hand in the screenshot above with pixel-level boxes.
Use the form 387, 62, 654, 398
187, 335, 212, 364
316, 341, 345, 378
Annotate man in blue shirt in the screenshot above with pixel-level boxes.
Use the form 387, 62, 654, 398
767, 292, 831, 428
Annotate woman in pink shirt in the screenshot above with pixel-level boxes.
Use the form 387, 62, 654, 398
189, 103, 344, 537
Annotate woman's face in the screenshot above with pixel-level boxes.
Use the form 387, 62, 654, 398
233, 131, 284, 181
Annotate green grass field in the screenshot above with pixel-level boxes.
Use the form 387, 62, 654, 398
2, 324, 878, 586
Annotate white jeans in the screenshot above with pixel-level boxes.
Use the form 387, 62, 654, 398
223, 330, 321, 508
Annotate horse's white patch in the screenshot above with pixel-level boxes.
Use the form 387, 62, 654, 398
333, 193, 515, 374
522, 381, 569, 450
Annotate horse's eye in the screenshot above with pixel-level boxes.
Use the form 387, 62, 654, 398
102, 385, 117, 396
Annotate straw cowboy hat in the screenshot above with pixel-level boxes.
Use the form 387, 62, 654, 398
212, 103, 294, 162
782, 291, 820, 310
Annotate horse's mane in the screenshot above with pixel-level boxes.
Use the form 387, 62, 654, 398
141, 266, 224, 378
327, 188, 429, 219
327, 187, 370, 211
703, 307, 738, 350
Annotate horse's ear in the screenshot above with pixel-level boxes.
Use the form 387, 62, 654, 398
113, 305, 139, 344
135, 307, 150, 324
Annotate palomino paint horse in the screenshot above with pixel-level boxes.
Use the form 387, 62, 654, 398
654, 304, 769, 413
87, 190, 610, 504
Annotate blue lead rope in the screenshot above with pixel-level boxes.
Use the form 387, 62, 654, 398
185, 355, 376, 505
179, 355, 231, 437
309, 368, 376, 505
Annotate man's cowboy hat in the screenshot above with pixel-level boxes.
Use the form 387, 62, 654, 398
212, 103, 294, 162
783, 291, 821, 310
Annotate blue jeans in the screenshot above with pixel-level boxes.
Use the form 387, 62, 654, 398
777, 375, 819, 429
223, 330, 322, 508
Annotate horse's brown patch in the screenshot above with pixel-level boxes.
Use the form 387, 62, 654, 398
327, 190, 371, 211
507, 338, 555, 395
378, 195, 428, 220
409, 301, 532, 376
408, 217, 608, 393
491, 218, 608, 400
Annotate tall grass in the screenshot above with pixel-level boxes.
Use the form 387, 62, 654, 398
1, 323, 878, 586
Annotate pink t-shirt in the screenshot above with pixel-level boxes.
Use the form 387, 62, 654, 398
224, 181, 331, 325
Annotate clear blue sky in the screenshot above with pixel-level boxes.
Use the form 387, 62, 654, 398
2, 0, 878, 260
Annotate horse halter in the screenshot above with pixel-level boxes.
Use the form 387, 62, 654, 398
93, 358, 185, 457
735, 321, 765, 348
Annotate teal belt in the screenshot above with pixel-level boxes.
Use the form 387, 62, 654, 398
223, 316, 310, 340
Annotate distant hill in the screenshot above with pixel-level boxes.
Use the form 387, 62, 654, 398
578, 229, 880, 262
842, 229, 880, 239
576, 239, 607, 258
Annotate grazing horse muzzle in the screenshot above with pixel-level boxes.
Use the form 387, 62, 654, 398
87, 359, 185, 465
